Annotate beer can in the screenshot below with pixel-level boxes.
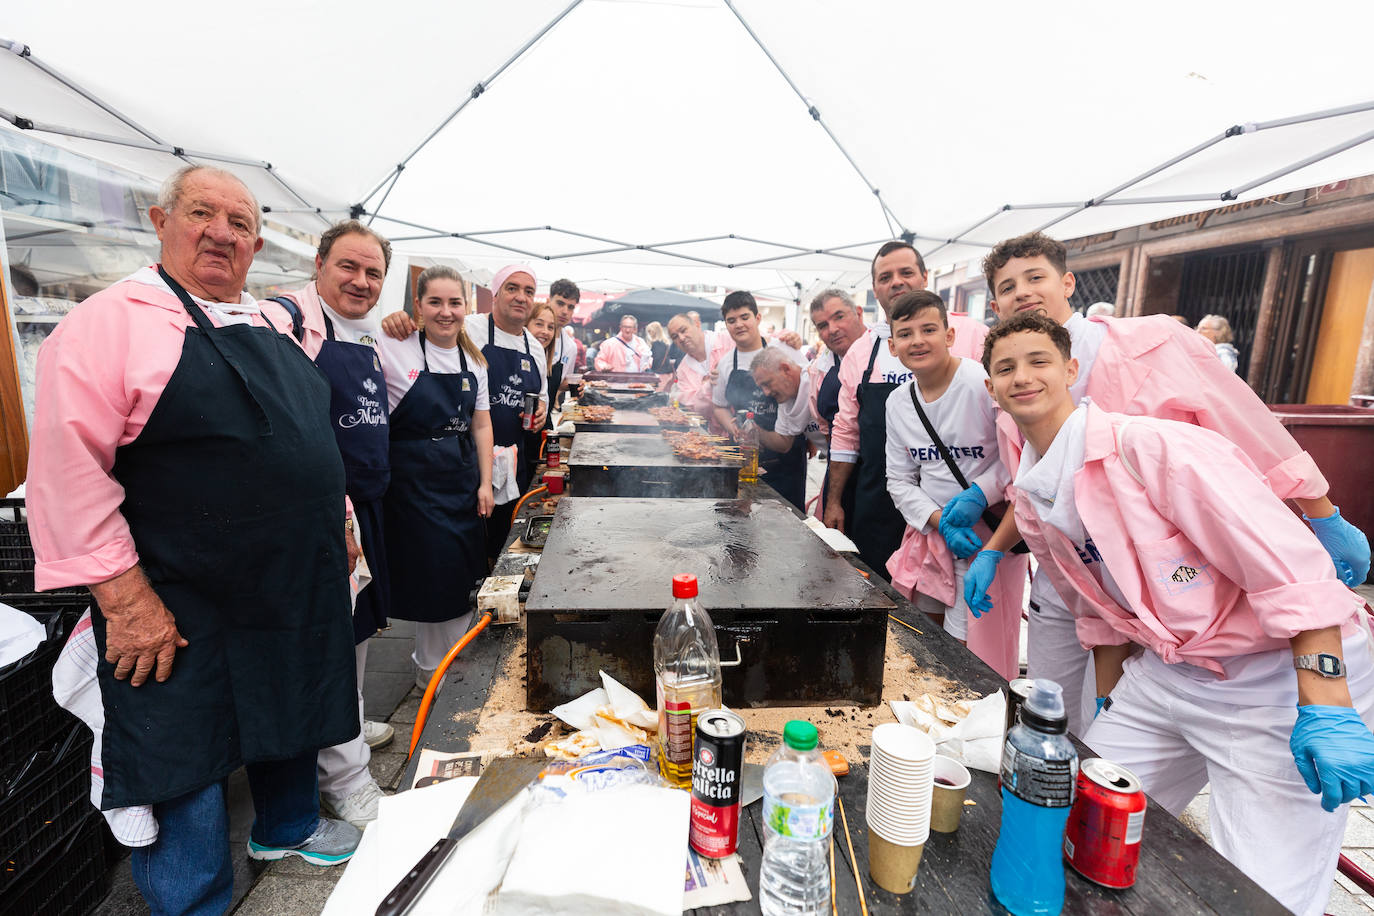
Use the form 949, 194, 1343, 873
1063, 758, 1146, 888
522, 392, 540, 430
689, 709, 746, 858
1006, 678, 1034, 736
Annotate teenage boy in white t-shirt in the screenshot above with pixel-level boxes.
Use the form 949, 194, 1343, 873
882, 291, 1024, 679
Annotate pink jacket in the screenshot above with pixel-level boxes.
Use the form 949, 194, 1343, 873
28, 268, 300, 590
996, 314, 1326, 501
594, 334, 653, 372
674, 331, 732, 417
831, 314, 988, 459
805, 350, 836, 438
887, 519, 1027, 680
274, 281, 332, 360
1013, 404, 1362, 674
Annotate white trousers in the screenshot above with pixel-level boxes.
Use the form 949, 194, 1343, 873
1084, 654, 1374, 916
316, 642, 372, 800
914, 558, 971, 641
1026, 594, 1096, 737
412, 611, 475, 672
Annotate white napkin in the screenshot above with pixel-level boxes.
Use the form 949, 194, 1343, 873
492, 445, 522, 504
0, 602, 44, 667
550, 672, 658, 753
890, 691, 1006, 773
802, 516, 859, 553
492, 783, 689, 916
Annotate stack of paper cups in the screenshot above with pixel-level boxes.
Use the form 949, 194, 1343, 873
866, 723, 935, 894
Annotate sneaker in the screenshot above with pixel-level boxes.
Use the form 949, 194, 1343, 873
247, 817, 361, 866
363, 720, 394, 750
322, 779, 382, 829
415, 667, 437, 694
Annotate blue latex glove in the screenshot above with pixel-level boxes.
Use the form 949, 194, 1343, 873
1305, 508, 1371, 586
941, 485, 987, 530
939, 515, 983, 559
963, 549, 1003, 619
1291, 704, 1374, 812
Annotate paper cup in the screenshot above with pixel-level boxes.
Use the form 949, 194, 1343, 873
868, 829, 925, 894
872, 723, 936, 763
929, 755, 971, 833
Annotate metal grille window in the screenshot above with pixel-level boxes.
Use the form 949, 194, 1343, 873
1176, 248, 1268, 378
1069, 266, 1119, 310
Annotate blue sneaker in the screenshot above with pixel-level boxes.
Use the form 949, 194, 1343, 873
247, 817, 361, 866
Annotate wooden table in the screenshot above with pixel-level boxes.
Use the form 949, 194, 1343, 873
401, 481, 1286, 915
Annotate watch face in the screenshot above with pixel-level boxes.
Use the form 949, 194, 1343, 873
1320, 654, 1341, 676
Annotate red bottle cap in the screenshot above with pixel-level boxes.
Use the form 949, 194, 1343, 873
672, 574, 698, 598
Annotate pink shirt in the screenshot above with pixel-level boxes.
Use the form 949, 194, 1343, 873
594, 334, 653, 372
805, 349, 836, 438
28, 268, 301, 591
673, 330, 731, 417
995, 314, 1326, 502
830, 313, 988, 462
1013, 404, 1361, 674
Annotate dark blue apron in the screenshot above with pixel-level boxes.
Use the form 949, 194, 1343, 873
314, 311, 391, 644
96, 268, 356, 806
384, 335, 485, 623
851, 337, 905, 579
724, 345, 807, 511
816, 356, 857, 529
483, 314, 543, 557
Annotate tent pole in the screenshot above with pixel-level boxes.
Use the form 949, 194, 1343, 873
356, 0, 588, 213
1226, 128, 1374, 199
721, 0, 908, 239
924, 208, 1009, 259
1251, 100, 1374, 132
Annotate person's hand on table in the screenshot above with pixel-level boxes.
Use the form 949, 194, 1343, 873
964, 549, 1003, 618
942, 485, 987, 529
1291, 704, 1374, 812
1305, 507, 1371, 586
478, 483, 495, 518
380, 310, 417, 341
90, 566, 188, 686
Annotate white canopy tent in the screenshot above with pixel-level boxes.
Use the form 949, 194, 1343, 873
3, 0, 1374, 298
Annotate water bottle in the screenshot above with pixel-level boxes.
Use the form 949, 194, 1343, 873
654, 574, 722, 789
759, 720, 835, 915
990, 679, 1079, 916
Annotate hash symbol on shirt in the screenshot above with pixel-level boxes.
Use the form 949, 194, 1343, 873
408, 369, 419, 381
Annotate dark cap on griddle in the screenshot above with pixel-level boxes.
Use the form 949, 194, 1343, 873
672, 574, 698, 598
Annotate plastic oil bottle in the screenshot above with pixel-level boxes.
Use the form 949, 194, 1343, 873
653, 574, 722, 788
990, 678, 1079, 915
735, 410, 760, 483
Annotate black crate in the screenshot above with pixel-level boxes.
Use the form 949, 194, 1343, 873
0, 597, 86, 778
0, 499, 37, 593
1, 811, 110, 916
1, 725, 94, 893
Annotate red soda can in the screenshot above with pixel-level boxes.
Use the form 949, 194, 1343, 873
1064, 758, 1146, 888
689, 709, 746, 858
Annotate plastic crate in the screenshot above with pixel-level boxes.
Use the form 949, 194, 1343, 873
0, 725, 94, 894
0, 602, 84, 778
0, 811, 110, 916
0, 499, 37, 593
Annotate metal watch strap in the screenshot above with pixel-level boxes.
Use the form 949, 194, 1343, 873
1293, 652, 1345, 678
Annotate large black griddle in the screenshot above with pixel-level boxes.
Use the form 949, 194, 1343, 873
525, 496, 893, 710
570, 408, 663, 435
568, 432, 739, 498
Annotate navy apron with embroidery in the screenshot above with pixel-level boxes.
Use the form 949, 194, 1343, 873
816, 357, 857, 529
724, 346, 807, 511
95, 268, 357, 807
851, 337, 905, 579
314, 312, 391, 643
483, 313, 543, 492
384, 334, 485, 622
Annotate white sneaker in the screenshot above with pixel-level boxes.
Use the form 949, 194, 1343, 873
323, 779, 383, 829
363, 719, 394, 750
416, 667, 437, 694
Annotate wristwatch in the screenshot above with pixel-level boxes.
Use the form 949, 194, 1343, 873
1293, 653, 1345, 678
344, 518, 355, 534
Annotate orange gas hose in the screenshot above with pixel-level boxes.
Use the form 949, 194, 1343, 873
408, 611, 493, 758
511, 484, 548, 520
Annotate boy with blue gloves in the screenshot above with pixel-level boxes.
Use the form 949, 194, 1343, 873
984, 311, 1374, 915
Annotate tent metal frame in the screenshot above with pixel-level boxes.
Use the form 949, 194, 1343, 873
3, 24, 1374, 276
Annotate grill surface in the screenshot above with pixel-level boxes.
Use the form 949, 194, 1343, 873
568, 432, 739, 498
570, 408, 663, 435
525, 496, 893, 709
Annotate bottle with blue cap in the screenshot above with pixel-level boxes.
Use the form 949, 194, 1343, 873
990, 678, 1079, 915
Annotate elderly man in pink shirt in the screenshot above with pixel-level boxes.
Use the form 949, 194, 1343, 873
666, 311, 731, 418
28, 165, 362, 914
595, 314, 654, 372
984, 312, 1374, 916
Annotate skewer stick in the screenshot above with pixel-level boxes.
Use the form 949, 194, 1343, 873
837, 797, 870, 916
830, 836, 838, 915
888, 614, 924, 636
